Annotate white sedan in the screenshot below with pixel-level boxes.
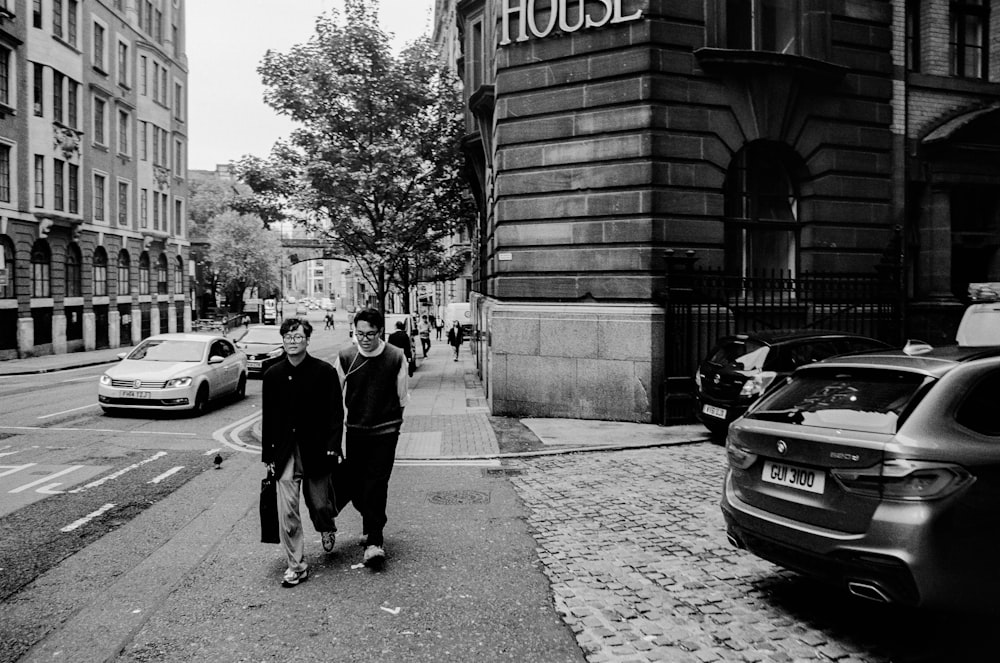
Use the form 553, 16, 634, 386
98, 333, 248, 415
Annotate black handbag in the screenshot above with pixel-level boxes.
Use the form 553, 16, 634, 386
259, 469, 280, 544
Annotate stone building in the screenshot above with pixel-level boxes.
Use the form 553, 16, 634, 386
0, 0, 189, 360
441, 0, 1000, 423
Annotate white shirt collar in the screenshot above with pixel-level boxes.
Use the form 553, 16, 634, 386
356, 339, 385, 358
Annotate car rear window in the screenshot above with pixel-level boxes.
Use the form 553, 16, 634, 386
238, 329, 282, 344
708, 339, 769, 371
128, 339, 206, 362
746, 368, 931, 434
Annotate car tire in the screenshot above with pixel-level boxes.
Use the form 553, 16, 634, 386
703, 421, 728, 443
191, 385, 210, 416
235, 374, 247, 400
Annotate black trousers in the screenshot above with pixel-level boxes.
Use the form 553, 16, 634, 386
346, 429, 399, 547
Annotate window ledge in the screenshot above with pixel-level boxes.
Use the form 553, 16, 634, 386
694, 47, 848, 83
908, 72, 1000, 97
0, 102, 15, 118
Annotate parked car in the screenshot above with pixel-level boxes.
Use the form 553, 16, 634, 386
721, 339, 1000, 611
98, 333, 247, 415
233, 324, 285, 377
694, 330, 891, 436
295, 303, 309, 316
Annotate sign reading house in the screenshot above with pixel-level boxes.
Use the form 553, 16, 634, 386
500, 0, 643, 45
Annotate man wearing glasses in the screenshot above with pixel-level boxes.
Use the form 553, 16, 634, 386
262, 318, 344, 587
337, 308, 409, 568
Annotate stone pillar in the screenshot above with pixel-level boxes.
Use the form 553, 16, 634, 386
109, 310, 121, 348
917, 186, 955, 300
167, 303, 177, 332
83, 312, 96, 351
151, 305, 161, 336
132, 306, 142, 345
183, 301, 192, 332
52, 314, 67, 354
17, 317, 33, 356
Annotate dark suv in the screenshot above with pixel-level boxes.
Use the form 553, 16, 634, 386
694, 330, 891, 436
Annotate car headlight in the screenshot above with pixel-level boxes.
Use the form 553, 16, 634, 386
165, 377, 193, 388
100, 374, 112, 385
267, 348, 284, 358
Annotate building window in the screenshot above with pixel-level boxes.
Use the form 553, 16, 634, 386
951, 0, 989, 79
152, 191, 160, 230
118, 109, 130, 155
117, 180, 130, 226
717, 0, 827, 59
93, 96, 106, 145
906, 0, 921, 72
139, 120, 148, 160
157, 254, 168, 294
0, 47, 10, 108
68, 163, 79, 213
469, 19, 483, 91
1, 237, 14, 299
724, 141, 799, 278
93, 21, 105, 72
154, 7, 163, 42
93, 247, 108, 297
140, 55, 147, 95
67, 79, 78, 128
140, 188, 148, 227
65, 244, 81, 298
174, 81, 183, 120
139, 252, 150, 295
32, 0, 41, 28
67, 0, 78, 46
31, 240, 51, 298
174, 198, 183, 236
117, 250, 130, 296
174, 139, 183, 176
117, 41, 129, 87
32, 62, 43, 116
0, 144, 10, 203
53, 158, 64, 211
52, 71, 63, 123
53, 0, 63, 39
94, 172, 106, 222
33, 155, 44, 208
174, 256, 184, 295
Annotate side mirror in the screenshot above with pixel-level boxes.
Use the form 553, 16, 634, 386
208, 356, 224, 364
116, 352, 128, 360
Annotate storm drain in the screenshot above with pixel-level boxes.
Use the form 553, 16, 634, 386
482, 468, 523, 478
427, 490, 491, 505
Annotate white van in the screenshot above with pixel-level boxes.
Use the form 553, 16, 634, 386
444, 303, 472, 335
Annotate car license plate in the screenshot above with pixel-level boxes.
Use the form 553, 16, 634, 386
762, 460, 825, 494
248, 361, 262, 369
119, 390, 151, 399
702, 404, 727, 419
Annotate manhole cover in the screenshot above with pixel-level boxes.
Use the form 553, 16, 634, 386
427, 490, 490, 505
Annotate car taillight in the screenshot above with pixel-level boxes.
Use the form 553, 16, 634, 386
693, 370, 702, 390
739, 370, 777, 398
726, 439, 758, 470
831, 459, 974, 501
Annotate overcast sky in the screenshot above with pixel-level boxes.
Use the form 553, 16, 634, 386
186, 0, 436, 171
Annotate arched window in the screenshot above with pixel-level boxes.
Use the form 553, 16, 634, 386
117, 249, 131, 296
31, 240, 51, 297
174, 256, 184, 295
65, 243, 82, 297
93, 247, 108, 297
156, 253, 168, 294
139, 251, 150, 295
0, 236, 14, 299
723, 141, 800, 278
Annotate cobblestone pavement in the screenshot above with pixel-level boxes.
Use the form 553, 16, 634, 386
507, 443, 994, 663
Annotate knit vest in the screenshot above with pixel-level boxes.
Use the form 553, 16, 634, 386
338, 344, 404, 435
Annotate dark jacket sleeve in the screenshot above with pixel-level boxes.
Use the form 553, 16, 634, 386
321, 362, 345, 457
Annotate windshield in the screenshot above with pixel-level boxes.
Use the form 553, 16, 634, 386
708, 339, 769, 371
746, 368, 931, 434
127, 339, 206, 362
237, 329, 282, 344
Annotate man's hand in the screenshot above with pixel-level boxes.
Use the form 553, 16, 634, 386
266, 462, 275, 475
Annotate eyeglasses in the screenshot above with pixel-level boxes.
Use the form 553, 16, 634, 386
282, 334, 307, 342
355, 331, 380, 340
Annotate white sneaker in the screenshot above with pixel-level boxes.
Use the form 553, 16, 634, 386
363, 545, 385, 567
281, 567, 308, 587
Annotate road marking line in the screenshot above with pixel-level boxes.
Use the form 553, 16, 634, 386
212, 412, 261, 454
69, 451, 167, 493
0, 450, 25, 457
37, 483, 66, 494
9, 465, 85, 493
0, 463, 37, 478
61, 376, 98, 383
203, 448, 221, 456
149, 466, 184, 484
38, 403, 100, 419
61, 503, 115, 532
0, 425, 195, 436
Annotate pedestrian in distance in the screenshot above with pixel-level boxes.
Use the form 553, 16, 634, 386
324, 312, 334, 330
386, 319, 414, 377
447, 320, 463, 361
337, 308, 409, 568
417, 315, 432, 358
261, 317, 345, 588
435, 315, 444, 340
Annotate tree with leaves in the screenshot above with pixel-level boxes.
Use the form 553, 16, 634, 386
232, 0, 475, 315
207, 211, 283, 315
